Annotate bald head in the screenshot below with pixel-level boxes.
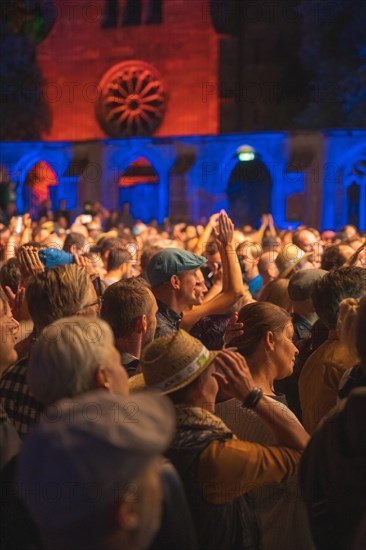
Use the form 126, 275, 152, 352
258, 251, 279, 284
293, 229, 323, 267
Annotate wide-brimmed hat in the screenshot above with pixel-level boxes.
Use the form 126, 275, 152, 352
275, 244, 313, 278
147, 248, 206, 287
129, 330, 218, 394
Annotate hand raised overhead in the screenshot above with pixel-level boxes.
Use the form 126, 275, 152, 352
213, 350, 256, 401
214, 210, 234, 246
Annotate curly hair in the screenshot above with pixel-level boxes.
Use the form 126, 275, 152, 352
0, 257, 21, 294
311, 267, 366, 329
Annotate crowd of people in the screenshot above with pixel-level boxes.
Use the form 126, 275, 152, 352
0, 199, 365, 550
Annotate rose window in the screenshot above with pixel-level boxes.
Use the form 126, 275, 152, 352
96, 60, 167, 137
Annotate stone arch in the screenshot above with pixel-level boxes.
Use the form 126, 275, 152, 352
118, 156, 159, 223
222, 144, 273, 228
24, 161, 58, 218
13, 152, 65, 215
106, 147, 171, 223
336, 146, 366, 230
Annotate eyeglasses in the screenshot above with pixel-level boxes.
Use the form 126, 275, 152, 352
302, 240, 321, 251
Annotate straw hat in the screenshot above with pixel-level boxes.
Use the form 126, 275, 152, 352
95, 230, 118, 244
275, 244, 312, 278
129, 330, 218, 394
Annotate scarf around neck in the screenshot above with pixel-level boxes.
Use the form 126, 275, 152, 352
175, 405, 232, 434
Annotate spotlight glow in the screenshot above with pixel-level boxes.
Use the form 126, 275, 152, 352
238, 152, 255, 161
237, 145, 256, 162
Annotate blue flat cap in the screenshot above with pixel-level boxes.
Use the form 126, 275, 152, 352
147, 248, 206, 287
38, 248, 74, 269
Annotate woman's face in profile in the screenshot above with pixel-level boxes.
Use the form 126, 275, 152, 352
272, 322, 298, 380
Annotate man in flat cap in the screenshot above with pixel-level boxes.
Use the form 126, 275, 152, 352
16, 391, 175, 550
147, 247, 207, 338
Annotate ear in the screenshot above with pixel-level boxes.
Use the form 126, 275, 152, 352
170, 274, 180, 290
115, 499, 140, 531
70, 243, 78, 255
264, 330, 276, 352
136, 314, 147, 334
95, 367, 110, 390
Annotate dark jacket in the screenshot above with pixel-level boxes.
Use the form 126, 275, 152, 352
299, 388, 366, 550
151, 461, 199, 550
166, 429, 261, 550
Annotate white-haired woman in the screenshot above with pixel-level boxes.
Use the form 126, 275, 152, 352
27, 316, 129, 405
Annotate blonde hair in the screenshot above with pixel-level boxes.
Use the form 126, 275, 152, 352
26, 264, 91, 331
338, 298, 360, 357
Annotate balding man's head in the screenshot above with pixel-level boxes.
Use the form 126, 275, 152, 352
258, 251, 279, 284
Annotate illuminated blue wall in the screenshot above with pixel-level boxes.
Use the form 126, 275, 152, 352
0, 130, 365, 229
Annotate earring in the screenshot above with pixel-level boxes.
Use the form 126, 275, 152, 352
104, 381, 110, 390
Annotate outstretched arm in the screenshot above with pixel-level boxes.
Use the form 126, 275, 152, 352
181, 211, 251, 331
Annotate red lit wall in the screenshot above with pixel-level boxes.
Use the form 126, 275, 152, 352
37, 0, 219, 141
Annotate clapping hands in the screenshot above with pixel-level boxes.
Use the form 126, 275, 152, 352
213, 210, 234, 247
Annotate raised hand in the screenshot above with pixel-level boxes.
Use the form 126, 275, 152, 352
209, 212, 220, 228
17, 246, 45, 282
22, 213, 32, 229
223, 312, 244, 346
213, 350, 255, 401
4, 285, 25, 321
73, 253, 98, 278
172, 223, 186, 241
260, 214, 269, 227
214, 210, 234, 246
